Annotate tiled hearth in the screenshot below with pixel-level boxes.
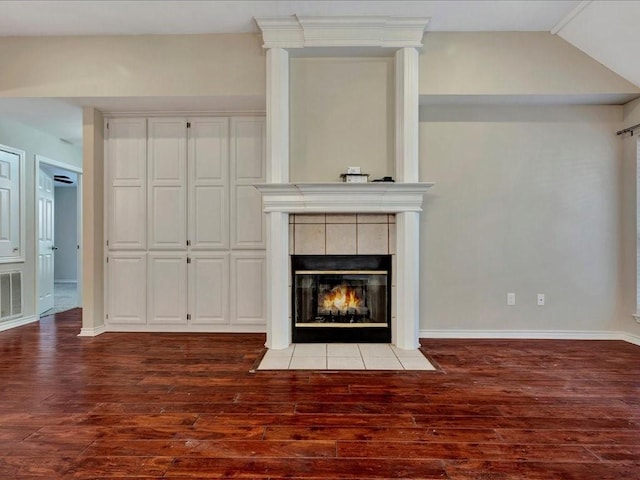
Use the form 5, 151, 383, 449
257, 343, 436, 370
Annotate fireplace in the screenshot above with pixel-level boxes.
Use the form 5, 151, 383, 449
292, 255, 391, 343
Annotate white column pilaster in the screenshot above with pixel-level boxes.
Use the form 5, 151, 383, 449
395, 47, 420, 183
265, 211, 290, 349
265, 46, 291, 348
266, 47, 289, 183
395, 211, 421, 349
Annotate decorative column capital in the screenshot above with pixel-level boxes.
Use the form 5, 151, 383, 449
255, 16, 429, 50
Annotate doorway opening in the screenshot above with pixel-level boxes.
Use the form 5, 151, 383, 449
35, 155, 82, 317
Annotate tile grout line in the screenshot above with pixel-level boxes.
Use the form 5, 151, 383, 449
358, 344, 367, 370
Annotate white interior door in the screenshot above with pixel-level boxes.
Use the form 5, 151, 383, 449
38, 169, 55, 314
0, 149, 21, 258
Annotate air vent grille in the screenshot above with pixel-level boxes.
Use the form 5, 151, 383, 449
0, 271, 22, 320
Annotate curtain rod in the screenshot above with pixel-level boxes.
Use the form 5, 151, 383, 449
617, 123, 640, 136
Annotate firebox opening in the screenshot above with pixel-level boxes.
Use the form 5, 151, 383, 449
292, 255, 391, 343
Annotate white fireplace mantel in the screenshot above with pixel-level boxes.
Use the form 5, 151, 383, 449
255, 182, 434, 213
255, 182, 433, 351
256, 16, 431, 351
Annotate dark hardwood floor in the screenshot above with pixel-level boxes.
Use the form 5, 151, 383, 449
0, 309, 638, 479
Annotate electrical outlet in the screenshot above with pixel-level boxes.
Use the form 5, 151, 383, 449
537, 293, 545, 306
507, 293, 516, 306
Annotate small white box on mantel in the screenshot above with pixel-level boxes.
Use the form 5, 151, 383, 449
346, 166, 361, 174
346, 175, 367, 183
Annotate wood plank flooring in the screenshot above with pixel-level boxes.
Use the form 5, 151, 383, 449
0, 309, 638, 479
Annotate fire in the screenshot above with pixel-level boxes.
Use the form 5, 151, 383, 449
321, 285, 362, 313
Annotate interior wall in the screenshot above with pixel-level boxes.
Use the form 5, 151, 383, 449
54, 187, 78, 282
0, 117, 81, 318
419, 32, 639, 96
0, 32, 636, 101
619, 97, 640, 338
289, 57, 394, 182
0, 34, 264, 98
419, 104, 622, 333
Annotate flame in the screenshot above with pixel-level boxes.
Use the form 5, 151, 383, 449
321, 285, 362, 313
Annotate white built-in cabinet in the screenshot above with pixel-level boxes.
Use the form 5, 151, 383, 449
105, 116, 266, 331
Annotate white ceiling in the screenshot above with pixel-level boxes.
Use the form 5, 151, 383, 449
0, 1, 580, 35
0, 0, 639, 146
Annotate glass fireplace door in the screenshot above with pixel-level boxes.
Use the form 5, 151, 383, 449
292, 255, 391, 343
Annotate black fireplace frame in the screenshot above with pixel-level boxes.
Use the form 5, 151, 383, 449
291, 255, 392, 343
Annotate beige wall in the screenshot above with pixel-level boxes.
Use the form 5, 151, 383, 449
1, 30, 638, 337
419, 104, 622, 333
0, 118, 82, 318
0, 34, 265, 98
1, 32, 635, 101
289, 57, 394, 182
619, 98, 640, 338
420, 32, 639, 96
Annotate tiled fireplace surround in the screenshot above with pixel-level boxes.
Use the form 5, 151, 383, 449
290, 213, 395, 257
290, 213, 396, 340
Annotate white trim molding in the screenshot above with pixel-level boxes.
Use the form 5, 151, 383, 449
420, 329, 640, 346
78, 324, 107, 337
623, 332, 640, 346
102, 325, 266, 334
255, 182, 433, 213
0, 315, 37, 333
255, 16, 429, 49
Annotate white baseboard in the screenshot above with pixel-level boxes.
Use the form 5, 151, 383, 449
78, 324, 106, 337
103, 324, 267, 333
419, 329, 639, 344
54, 280, 77, 284
621, 332, 640, 346
0, 315, 38, 332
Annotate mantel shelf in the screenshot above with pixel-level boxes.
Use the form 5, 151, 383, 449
255, 182, 434, 213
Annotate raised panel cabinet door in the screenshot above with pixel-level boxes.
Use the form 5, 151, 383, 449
230, 252, 266, 325
107, 253, 147, 325
230, 117, 266, 249
148, 252, 188, 325
188, 118, 229, 250
0, 148, 22, 259
107, 118, 147, 250
188, 253, 229, 325
148, 118, 187, 250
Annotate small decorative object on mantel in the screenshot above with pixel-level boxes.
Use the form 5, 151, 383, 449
372, 176, 395, 183
340, 166, 369, 183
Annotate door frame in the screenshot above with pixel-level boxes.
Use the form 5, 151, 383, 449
34, 155, 83, 319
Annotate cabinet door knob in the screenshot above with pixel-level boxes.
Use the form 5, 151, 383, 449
51, 246, 58, 251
